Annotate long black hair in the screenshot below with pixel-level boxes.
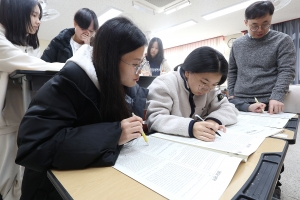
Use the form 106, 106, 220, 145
146, 37, 165, 65
74, 8, 99, 30
0, 0, 42, 49
181, 46, 228, 85
92, 17, 147, 122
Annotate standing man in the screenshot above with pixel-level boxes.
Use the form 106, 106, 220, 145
228, 1, 296, 199
228, 1, 296, 114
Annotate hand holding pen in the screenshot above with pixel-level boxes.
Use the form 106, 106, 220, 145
252, 97, 266, 113
118, 114, 146, 145
193, 114, 223, 142
132, 113, 149, 145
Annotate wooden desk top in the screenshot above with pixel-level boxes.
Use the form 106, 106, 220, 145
50, 138, 287, 200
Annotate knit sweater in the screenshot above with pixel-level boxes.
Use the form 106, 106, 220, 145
228, 30, 296, 103
146, 70, 238, 137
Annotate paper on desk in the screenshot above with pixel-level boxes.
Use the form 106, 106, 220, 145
237, 114, 289, 128
272, 133, 288, 138
152, 130, 266, 162
114, 136, 242, 200
239, 111, 296, 119
226, 123, 283, 138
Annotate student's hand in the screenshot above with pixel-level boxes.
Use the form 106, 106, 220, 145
81, 32, 91, 44
193, 121, 220, 142
205, 120, 226, 132
248, 103, 266, 113
268, 100, 284, 114
119, 116, 143, 145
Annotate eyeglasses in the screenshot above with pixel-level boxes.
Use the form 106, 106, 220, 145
121, 57, 149, 74
198, 83, 220, 92
249, 24, 271, 32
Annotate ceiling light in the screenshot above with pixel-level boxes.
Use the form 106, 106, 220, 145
164, 0, 191, 15
132, 1, 155, 15
97, 8, 123, 26
202, 0, 258, 20
155, 20, 197, 36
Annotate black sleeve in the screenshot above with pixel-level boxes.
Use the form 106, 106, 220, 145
16, 77, 122, 172
41, 39, 60, 63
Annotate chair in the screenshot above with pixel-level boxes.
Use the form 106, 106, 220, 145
283, 84, 300, 114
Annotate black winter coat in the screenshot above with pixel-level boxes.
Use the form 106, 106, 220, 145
41, 28, 75, 63
15, 62, 148, 200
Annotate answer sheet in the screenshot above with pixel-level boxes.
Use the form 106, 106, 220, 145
152, 129, 267, 161
114, 136, 242, 200
239, 111, 296, 119
237, 114, 289, 128
226, 123, 283, 138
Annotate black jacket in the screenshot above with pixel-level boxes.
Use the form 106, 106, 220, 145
41, 28, 75, 63
16, 62, 148, 200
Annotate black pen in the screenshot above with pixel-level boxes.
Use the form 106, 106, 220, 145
195, 114, 222, 137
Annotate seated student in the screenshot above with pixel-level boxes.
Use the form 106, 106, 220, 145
142, 37, 171, 76
0, 0, 64, 199
15, 17, 148, 200
146, 46, 238, 142
41, 8, 99, 63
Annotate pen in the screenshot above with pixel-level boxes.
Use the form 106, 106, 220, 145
254, 97, 265, 113
194, 114, 221, 137
132, 113, 149, 145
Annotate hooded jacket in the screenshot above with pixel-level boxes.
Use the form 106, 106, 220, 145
16, 45, 148, 200
41, 28, 75, 63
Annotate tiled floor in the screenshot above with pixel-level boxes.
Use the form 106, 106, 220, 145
281, 122, 300, 200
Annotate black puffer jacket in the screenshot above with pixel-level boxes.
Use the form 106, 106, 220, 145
41, 28, 75, 63
16, 62, 148, 200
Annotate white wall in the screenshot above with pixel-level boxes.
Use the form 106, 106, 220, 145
39, 39, 51, 55
223, 33, 243, 61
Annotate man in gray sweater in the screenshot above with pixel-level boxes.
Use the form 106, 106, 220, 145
228, 1, 296, 199
228, 1, 296, 114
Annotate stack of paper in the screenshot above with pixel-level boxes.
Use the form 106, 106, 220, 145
114, 136, 242, 200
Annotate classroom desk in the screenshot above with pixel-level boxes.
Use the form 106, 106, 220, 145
271, 115, 299, 144
48, 137, 288, 200
9, 70, 58, 113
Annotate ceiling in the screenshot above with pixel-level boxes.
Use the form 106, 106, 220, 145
39, 0, 300, 48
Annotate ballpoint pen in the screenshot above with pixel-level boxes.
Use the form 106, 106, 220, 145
254, 97, 265, 113
195, 114, 222, 137
132, 113, 149, 145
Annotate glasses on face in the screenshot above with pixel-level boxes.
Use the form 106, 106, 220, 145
249, 24, 271, 32
198, 82, 220, 92
121, 57, 149, 74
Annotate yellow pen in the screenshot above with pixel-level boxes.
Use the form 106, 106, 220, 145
132, 113, 149, 145
254, 97, 265, 113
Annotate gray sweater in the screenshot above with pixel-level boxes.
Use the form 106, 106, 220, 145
228, 30, 296, 103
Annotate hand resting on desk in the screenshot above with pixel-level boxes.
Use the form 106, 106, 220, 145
269, 100, 284, 114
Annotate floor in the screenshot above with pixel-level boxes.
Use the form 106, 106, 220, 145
281, 122, 300, 200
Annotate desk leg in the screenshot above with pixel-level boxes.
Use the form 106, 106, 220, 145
22, 76, 32, 113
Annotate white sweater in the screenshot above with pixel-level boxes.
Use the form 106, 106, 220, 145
0, 24, 64, 200
146, 70, 238, 137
